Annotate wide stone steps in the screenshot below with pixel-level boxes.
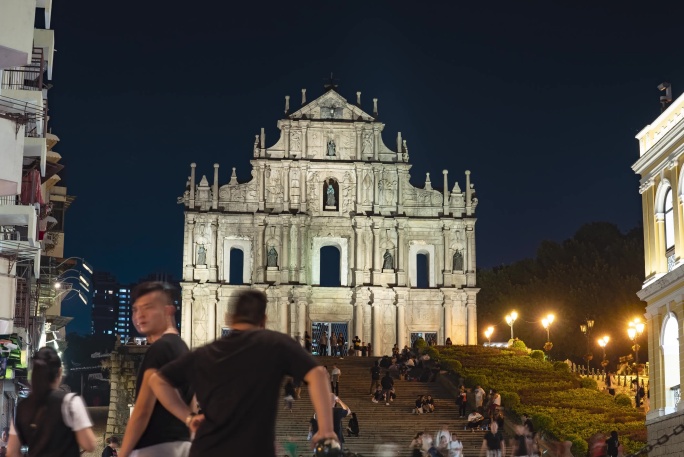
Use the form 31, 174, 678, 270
275, 356, 487, 456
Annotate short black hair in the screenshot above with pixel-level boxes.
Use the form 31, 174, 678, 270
230, 290, 267, 325
131, 282, 176, 306
106, 436, 121, 445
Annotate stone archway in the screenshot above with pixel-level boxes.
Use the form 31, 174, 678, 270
312, 236, 348, 286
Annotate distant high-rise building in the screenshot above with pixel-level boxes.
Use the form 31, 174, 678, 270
91, 272, 181, 340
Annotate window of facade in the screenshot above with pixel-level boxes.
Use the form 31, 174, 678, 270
228, 248, 244, 285
665, 188, 675, 251
416, 253, 429, 289
320, 246, 341, 287
662, 314, 680, 411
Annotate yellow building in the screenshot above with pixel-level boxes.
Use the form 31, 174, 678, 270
632, 84, 684, 453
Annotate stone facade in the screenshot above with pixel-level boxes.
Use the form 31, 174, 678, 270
105, 344, 148, 436
178, 85, 479, 355
632, 88, 684, 455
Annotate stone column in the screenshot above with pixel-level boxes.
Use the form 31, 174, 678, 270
180, 286, 193, 345
466, 292, 477, 345
355, 125, 362, 160
184, 215, 194, 273
299, 223, 309, 284
655, 214, 666, 274
373, 167, 380, 207
372, 303, 381, 355
300, 164, 308, 212
397, 168, 405, 214
212, 163, 219, 210
443, 225, 451, 281
290, 221, 298, 282
443, 303, 452, 344
278, 298, 289, 334
442, 169, 449, 215
373, 127, 380, 161
466, 227, 475, 272
397, 304, 406, 348
356, 165, 363, 207
298, 301, 307, 342
670, 163, 683, 261
256, 222, 265, 282
283, 124, 290, 158
372, 224, 381, 273
281, 221, 290, 283
302, 125, 309, 158
258, 163, 265, 211
283, 163, 290, 208
354, 302, 364, 342
190, 163, 196, 207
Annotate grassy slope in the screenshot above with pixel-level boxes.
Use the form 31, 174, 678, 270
430, 344, 646, 456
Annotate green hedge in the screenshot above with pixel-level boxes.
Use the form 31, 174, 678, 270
429, 345, 645, 455
530, 350, 545, 360
614, 394, 632, 407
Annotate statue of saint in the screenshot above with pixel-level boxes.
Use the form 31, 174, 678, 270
197, 244, 206, 265
267, 246, 278, 268
326, 183, 336, 206
327, 139, 336, 156
453, 250, 463, 271
383, 249, 393, 270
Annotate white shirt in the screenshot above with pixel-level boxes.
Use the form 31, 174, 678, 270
10, 393, 93, 435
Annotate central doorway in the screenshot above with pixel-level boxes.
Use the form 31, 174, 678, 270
312, 322, 349, 355
410, 332, 437, 347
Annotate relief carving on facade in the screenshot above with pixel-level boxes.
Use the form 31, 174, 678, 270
290, 130, 301, 152
265, 167, 283, 204
362, 131, 372, 155
291, 168, 301, 203
362, 172, 373, 205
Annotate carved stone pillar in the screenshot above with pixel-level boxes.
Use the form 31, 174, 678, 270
372, 224, 381, 273
281, 221, 290, 283
397, 304, 406, 348
300, 164, 308, 212
180, 286, 193, 346
397, 168, 406, 214
299, 223, 309, 284
443, 303, 452, 344
373, 127, 380, 161
283, 163, 290, 207
298, 301, 307, 342
209, 218, 218, 282
373, 167, 380, 208
355, 165, 363, 207
212, 163, 219, 210
290, 221, 298, 282
372, 303, 381, 355
466, 226, 476, 287
256, 222, 265, 282
283, 124, 290, 158
190, 163, 196, 208
302, 125, 309, 158
354, 303, 364, 342
443, 225, 450, 277
258, 163, 265, 211
355, 125, 362, 160
466, 292, 478, 345
184, 215, 195, 280
278, 298, 288, 334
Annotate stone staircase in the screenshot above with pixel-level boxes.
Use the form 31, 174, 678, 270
275, 356, 487, 456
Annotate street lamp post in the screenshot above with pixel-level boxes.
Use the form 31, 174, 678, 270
542, 314, 555, 352
597, 336, 610, 369
628, 318, 645, 407
580, 319, 595, 373
505, 311, 518, 339
484, 326, 494, 346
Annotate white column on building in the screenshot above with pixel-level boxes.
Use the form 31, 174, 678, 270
443, 303, 452, 344
299, 223, 309, 284
373, 167, 380, 207
290, 221, 298, 281
278, 298, 288, 334
396, 221, 405, 272
283, 124, 290, 158
258, 163, 265, 211
372, 224, 381, 272
298, 301, 307, 341
373, 127, 380, 161
466, 227, 475, 272
300, 164, 307, 211
467, 293, 477, 345
372, 303, 381, 355
184, 215, 194, 270
355, 125, 362, 160
190, 163, 196, 207
302, 125, 309, 158
283, 163, 290, 208
356, 165, 363, 206
281, 220, 290, 282
397, 304, 406, 348
354, 302, 364, 341
256, 222, 265, 282
212, 163, 219, 210
443, 224, 450, 279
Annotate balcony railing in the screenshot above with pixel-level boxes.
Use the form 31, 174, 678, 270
0, 195, 18, 206
14, 277, 30, 329
0, 48, 44, 92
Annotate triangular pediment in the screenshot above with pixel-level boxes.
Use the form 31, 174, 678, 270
289, 89, 375, 122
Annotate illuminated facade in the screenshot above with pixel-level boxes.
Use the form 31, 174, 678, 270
179, 84, 479, 355
632, 87, 684, 453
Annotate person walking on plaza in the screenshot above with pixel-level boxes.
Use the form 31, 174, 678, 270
7, 347, 97, 457
381, 371, 394, 406
369, 360, 381, 394
118, 282, 194, 457
331, 364, 341, 396
480, 422, 505, 457
148, 290, 336, 457
319, 332, 329, 356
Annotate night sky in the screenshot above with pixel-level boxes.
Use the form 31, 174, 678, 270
51, 1, 684, 331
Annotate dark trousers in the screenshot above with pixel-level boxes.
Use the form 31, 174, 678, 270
331, 380, 339, 395
369, 379, 380, 394
320, 345, 328, 356
459, 402, 466, 417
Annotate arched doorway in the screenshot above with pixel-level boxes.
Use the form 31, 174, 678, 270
320, 246, 341, 287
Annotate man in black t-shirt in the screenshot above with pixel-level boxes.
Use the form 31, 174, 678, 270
369, 361, 381, 394
148, 290, 336, 457
119, 282, 194, 457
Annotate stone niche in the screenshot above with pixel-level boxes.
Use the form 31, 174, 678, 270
105, 344, 148, 436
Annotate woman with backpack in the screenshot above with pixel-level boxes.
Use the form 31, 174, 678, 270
7, 347, 97, 456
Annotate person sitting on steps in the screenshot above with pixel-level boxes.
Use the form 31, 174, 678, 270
346, 412, 359, 437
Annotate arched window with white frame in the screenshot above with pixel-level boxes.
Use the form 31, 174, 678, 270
661, 313, 680, 412
665, 188, 675, 252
